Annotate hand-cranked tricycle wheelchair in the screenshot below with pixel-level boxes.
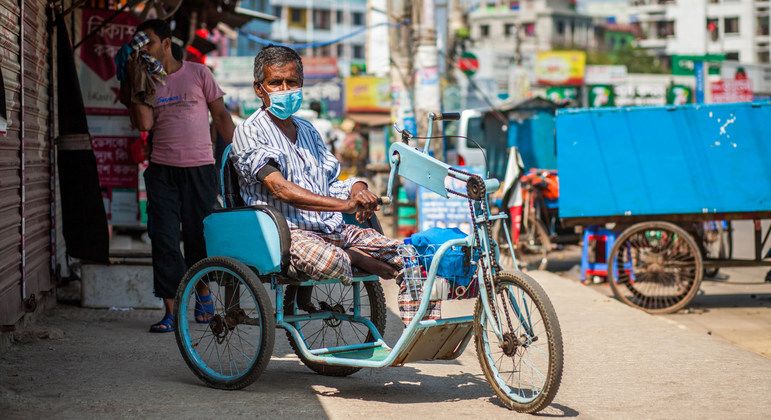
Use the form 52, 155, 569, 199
173, 112, 563, 413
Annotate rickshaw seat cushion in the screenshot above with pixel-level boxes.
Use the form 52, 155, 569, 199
204, 205, 291, 275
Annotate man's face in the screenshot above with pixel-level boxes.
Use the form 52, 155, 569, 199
140, 29, 169, 62
254, 61, 302, 107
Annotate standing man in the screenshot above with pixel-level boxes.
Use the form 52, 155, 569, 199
128, 19, 235, 333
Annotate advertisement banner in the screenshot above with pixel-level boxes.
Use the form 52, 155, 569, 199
585, 65, 628, 85
92, 137, 139, 188
546, 86, 579, 104
667, 84, 693, 105
303, 78, 344, 118
302, 56, 339, 79
345, 76, 391, 113
671, 54, 724, 76
535, 51, 586, 86
588, 84, 616, 107
77, 8, 139, 115
710, 79, 753, 103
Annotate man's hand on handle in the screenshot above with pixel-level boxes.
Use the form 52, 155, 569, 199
348, 181, 380, 223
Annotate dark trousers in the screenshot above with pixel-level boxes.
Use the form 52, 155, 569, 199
144, 163, 218, 299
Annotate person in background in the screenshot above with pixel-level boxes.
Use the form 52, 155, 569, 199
126, 19, 235, 333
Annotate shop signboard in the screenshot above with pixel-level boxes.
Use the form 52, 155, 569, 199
666, 84, 693, 105
546, 86, 579, 104
345, 76, 391, 113
710, 79, 753, 103
535, 51, 586, 86
588, 84, 616, 107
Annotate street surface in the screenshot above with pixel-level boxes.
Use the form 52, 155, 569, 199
2, 270, 770, 418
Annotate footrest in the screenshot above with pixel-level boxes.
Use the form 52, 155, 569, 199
392, 319, 474, 366
317, 345, 392, 362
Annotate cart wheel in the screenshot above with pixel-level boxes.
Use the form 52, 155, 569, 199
175, 257, 275, 390
517, 219, 551, 271
608, 222, 703, 314
284, 281, 386, 377
474, 271, 563, 413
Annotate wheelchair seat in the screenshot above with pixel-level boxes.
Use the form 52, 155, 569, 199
208, 147, 388, 282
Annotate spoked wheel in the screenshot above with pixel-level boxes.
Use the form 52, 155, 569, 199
284, 281, 386, 377
175, 257, 274, 390
517, 219, 551, 271
474, 271, 563, 413
608, 222, 703, 314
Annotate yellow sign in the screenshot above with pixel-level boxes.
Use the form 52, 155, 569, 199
344, 76, 391, 113
535, 51, 586, 86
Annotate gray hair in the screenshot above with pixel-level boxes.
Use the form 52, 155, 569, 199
253, 45, 304, 86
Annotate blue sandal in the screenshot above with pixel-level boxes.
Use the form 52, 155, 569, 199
149, 313, 175, 333
194, 293, 215, 324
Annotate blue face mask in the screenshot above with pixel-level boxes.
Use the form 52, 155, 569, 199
263, 87, 303, 120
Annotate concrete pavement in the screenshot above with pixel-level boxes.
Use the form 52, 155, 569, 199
1, 271, 769, 419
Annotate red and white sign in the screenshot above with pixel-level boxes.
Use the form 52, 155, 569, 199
710, 79, 753, 103
77, 8, 139, 115
302, 56, 339, 79
92, 137, 139, 188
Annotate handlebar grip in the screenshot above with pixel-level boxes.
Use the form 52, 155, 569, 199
439, 112, 461, 121
377, 196, 392, 205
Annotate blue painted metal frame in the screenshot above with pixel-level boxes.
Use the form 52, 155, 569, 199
557, 102, 771, 220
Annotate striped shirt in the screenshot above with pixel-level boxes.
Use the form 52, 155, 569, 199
231, 108, 360, 234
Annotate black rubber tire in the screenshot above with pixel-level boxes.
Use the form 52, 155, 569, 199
517, 218, 551, 271
174, 256, 275, 390
284, 281, 387, 377
608, 222, 703, 314
474, 271, 563, 413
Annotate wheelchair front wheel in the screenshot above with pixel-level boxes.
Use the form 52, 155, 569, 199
474, 271, 563, 413
175, 256, 275, 390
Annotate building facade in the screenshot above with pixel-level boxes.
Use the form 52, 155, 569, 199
268, 0, 368, 74
630, 0, 770, 64
468, 0, 593, 96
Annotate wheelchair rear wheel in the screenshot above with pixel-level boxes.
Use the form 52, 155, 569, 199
284, 281, 386, 377
175, 256, 275, 390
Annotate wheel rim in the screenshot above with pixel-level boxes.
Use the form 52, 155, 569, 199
179, 266, 264, 382
290, 283, 375, 351
480, 282, 551, 404
613, 227, 700, 311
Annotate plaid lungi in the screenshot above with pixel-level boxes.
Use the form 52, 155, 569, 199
289, 225, 402, 283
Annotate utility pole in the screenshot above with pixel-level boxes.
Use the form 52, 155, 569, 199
389, 0, 415, 138
413, 0, 443, 159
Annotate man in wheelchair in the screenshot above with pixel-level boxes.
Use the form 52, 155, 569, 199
230, 46, 402, 307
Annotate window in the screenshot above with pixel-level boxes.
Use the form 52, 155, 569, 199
504, 23, 514, 36
289, 8, 306, 28
313, 9, 331, 30
336, 43, 344, 57
758, 51, 770, 63
353, 44, 364, 59
556, 21, 564, 35
352, 12, 364, 26
480, 24, 490, 37
655, 20, 675, 38
272, 6, 282, 19
336, 10, 344, 24
707, 18, 719, 41
525, 22, 536, 36
724, 17, 739, 34
725, 51, 739, 60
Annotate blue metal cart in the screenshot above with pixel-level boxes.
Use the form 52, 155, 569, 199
557, 102, 771, 313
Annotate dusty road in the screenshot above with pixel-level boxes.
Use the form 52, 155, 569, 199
2, 271, 769, 419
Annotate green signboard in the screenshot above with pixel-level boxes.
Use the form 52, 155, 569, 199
588, 84, 616, 107
671, 54, 724, 76
546, 86, 579, 103
666, 84, 693, 105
